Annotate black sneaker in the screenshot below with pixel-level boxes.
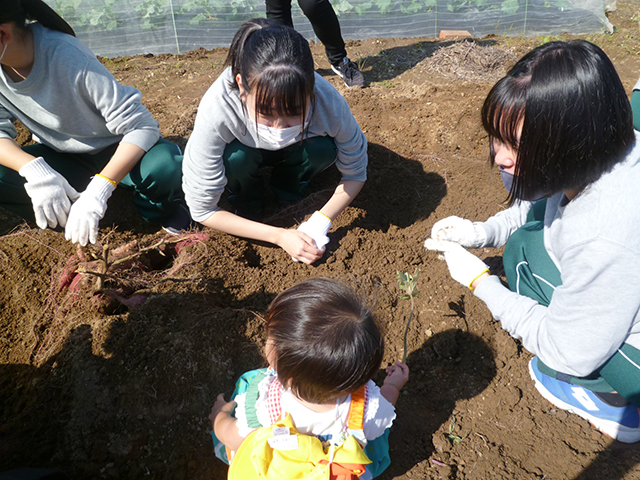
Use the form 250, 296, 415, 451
331, 57, 365, 87
161, 204, 193, 235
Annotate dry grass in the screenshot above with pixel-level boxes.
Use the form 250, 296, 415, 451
422, 41, 518, 82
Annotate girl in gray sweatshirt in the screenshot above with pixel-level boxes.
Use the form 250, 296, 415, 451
0, 0, 185, 246
182, 18, 368, 265
426, 40, 640, 443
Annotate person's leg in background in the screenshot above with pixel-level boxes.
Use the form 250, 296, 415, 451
265, 0, 294, 26
265, 0, 365, 87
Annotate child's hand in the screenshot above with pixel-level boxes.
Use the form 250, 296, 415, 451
209, 393, 236, 425
384, 361, 410, 390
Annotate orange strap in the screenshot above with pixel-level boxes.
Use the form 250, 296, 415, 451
319, 460, 366, 480
347, 385, 366, 431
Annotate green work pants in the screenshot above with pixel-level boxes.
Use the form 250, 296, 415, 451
222, 136, 337, 214
0, 138, 183, 224
632, 89, 640, 132
503, 199, 640, 406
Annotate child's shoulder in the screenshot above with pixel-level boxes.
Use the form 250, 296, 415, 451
234, 369, 279, 435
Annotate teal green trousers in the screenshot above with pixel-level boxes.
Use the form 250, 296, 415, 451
631, 90, 640, 131
222, 136, 337, 215
502, 199, 640, 406
0, 138, 183, 224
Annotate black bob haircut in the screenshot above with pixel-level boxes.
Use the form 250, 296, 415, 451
482, 40, 635, 204
265, 278, 384, 404
224, 18, 315, 129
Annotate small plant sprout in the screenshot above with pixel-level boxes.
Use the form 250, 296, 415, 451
396, 268, 420, 363
446, 414, 469, 444
356, 57, 367, 72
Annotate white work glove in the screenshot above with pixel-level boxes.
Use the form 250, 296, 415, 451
430, 216, 487, 248
424, 239, 490, 289
297, 211, 332, 249
18, 157, 80, 229
65, 175, 116, 246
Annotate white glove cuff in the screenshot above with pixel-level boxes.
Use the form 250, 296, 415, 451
86, 175, 116, 202
18, 157, 54, 180
308, 211, 332, 236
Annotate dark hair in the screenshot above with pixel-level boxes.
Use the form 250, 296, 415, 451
265, 278, 384, 404
482, 40, 634, 203
224, 18, 315, 128
0, 0, 75, 36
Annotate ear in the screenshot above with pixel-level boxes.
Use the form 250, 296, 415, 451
236, 73, 245, 97
0, 23, 13, 49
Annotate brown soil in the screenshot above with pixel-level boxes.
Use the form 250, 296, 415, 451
2, 4, 640, 480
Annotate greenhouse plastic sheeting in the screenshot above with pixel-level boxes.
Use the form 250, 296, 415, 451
45, 0, 613, 58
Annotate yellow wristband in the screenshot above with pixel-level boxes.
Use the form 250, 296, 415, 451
317, 211, 332, 224
468, 268, 491, 291
95, 173, 117, 188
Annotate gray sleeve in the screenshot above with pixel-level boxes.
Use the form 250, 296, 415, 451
312, 77, 367, 182
80, 60, 159, 151
182, 88, 234, 222
475, 239, 640, 377
0, 103, 17, 141
477, 200, 532, 248
331, 98, 368, 182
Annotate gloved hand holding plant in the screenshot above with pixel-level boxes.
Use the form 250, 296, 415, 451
431, 215, 487, 248
65, 175, 116, 246
424, 238, 490, 290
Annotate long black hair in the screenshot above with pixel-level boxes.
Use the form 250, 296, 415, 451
224, 18, 314, 127
265, 278, 384, 404
0, 0, 75, 36
482, 40, 634, 203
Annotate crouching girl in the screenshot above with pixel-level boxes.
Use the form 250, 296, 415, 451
183, 19, 368, 265
426, 40, 640, 443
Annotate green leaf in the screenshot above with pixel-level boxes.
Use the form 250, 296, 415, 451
354, 1, 373, 15
190, 12, 208, 25
374, 0, 393, 14
500, 0, 519, 15
332, 0, 354, 14
401, 1, 422, 14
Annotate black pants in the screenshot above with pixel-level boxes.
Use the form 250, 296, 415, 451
265, 0, 347, 66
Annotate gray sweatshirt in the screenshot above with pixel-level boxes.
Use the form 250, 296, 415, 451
182, 67, 368, 222
0, 23, 159, 155
474, 131, 640, 377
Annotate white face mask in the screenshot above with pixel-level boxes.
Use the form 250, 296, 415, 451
0, 43, 7, 64
249, 118, 302, 149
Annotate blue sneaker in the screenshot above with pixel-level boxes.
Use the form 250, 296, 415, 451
529, 357, 640, 443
